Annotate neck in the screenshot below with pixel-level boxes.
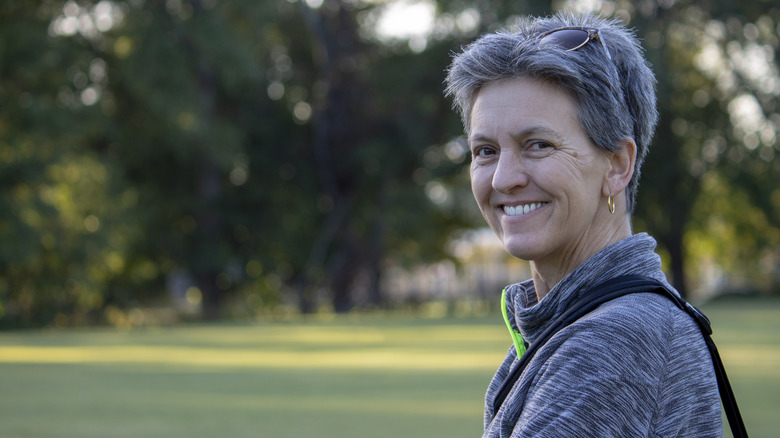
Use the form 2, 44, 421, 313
530, 216, 633, 301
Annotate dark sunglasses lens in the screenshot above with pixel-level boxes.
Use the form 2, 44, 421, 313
540, 29, 589, 50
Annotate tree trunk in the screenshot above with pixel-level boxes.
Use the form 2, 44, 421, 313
331, 257, 356, 313
365, 184, 389, 308
195, 155, 223, 319
298, 1, 367, 313
295, 278, 317, 315
188, 0, 224, 319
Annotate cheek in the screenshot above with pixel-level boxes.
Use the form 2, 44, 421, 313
470, 167, 491, 200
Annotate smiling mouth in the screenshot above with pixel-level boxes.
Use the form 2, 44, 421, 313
503, 202, 547, 217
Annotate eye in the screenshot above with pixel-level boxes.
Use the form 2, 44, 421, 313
529, 141, 553, 150
525, 141, 555, 157
472, 145, 497, 159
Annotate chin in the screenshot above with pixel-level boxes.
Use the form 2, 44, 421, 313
501, 238, 544, 262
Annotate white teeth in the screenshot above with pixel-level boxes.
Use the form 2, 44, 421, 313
504, 202, 544, 216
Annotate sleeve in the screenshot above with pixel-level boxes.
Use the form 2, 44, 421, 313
509, 302, 669, 437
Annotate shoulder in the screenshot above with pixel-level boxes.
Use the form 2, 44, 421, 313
542, 292, 702, 376
582, 290, 704, 342
565, 291, 700, 351
549, 292, 701, 367
550, 293, 676, 362
580, 291, 680, 335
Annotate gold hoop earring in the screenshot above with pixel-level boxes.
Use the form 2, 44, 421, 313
607, 195, 616, 214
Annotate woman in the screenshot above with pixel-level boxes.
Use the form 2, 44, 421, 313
445, 13, 722, 437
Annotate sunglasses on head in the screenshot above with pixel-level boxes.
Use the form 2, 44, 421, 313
536, 27, 613, 60
536, 26, 625, 98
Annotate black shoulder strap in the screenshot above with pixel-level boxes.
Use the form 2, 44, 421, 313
491, 275, 747, 437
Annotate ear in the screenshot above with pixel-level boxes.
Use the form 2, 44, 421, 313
602, 137, 637, 198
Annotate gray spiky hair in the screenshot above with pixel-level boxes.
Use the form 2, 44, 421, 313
444, 12, 658, 212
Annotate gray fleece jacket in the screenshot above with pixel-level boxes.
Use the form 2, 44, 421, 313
484, 233, 722, 437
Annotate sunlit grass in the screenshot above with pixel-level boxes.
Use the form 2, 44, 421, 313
0, 316, 507, 438
704, 298, 780, 438
0, 298, 778, 438
0, 320, 509, 370
0, 345, 504, 370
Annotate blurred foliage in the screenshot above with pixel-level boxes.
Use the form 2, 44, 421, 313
626, 0, 780, 296
0, 0, 778, 328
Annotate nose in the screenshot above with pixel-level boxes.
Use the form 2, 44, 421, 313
491, 150, 528, 193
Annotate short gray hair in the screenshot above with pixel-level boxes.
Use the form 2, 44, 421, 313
444, 12, 658, 212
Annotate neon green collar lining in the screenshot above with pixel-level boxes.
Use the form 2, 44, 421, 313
501, 288, 527, 357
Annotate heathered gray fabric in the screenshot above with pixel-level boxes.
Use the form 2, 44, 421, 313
484, 233, 722, 437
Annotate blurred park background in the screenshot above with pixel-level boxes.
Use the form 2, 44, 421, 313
1, 0, 780, 436
1, 0, 779, 327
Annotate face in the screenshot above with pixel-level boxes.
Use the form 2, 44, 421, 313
468, 77, 611, 267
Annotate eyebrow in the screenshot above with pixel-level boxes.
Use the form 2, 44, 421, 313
468, 125, 562, 147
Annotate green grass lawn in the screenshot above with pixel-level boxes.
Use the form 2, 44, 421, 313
0, 297, 778, 438
704, 297, 780, 438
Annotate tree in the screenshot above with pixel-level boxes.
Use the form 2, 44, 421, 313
292, 0, 476, 312
0, 0, 485, 325
2, 0, 777, 328
629, 1, 780, 296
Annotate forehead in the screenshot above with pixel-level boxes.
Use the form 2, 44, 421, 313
468, 77, 583, 143
468, 77, 587, 146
